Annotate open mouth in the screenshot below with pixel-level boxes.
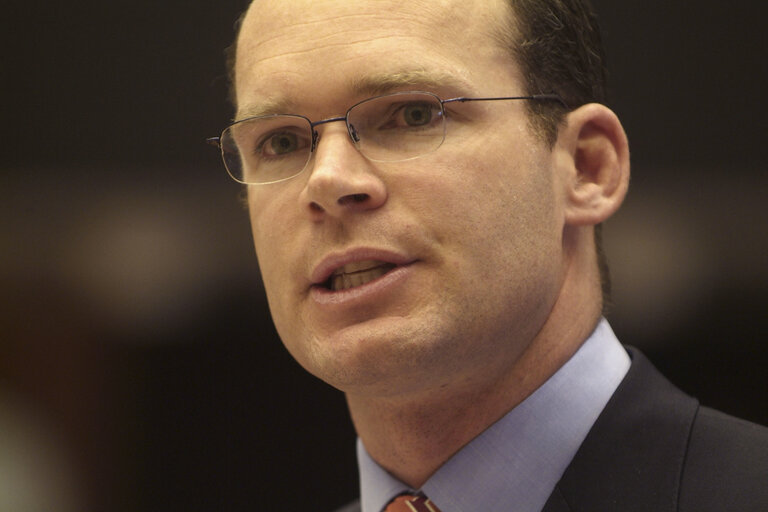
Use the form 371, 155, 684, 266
322, 260, 397, 291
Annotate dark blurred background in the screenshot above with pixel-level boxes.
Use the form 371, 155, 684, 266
1, 1, 766, 510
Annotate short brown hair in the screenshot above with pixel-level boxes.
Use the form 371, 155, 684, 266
498, 0, 608, 144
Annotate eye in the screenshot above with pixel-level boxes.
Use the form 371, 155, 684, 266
261, 133, 299, 156
376, 101, 441, 131
259, 131, 306, 157
401, 103, 433, 126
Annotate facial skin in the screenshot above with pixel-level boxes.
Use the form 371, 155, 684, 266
235, 0, 599, 403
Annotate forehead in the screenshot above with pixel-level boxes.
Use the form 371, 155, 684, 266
234, 0, 520, 116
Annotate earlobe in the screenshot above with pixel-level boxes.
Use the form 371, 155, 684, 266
559, 104, 630, 226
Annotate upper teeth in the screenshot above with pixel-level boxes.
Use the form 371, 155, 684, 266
329, 260, 394, 291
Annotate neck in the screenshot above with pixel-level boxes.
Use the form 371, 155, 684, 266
345, 227, 603, 488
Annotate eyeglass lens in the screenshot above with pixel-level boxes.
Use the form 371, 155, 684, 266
219, 92, 446, 184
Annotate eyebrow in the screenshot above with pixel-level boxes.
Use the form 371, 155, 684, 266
235, 69, 472, 121
349, 69, 472, 97
235, 97, 296, 122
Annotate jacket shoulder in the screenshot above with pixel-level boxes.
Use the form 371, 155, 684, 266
545, 348, 699, 512
679, 407, 768, 511
545, 348, 768, 512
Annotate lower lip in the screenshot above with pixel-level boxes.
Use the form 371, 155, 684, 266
309, 263, 414, 306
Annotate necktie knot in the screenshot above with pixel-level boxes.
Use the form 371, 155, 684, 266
383, 494, 441, 512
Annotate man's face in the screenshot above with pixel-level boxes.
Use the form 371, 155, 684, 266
236, 0, 568, 397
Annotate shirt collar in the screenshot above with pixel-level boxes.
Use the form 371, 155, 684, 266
357, 318, 630, 512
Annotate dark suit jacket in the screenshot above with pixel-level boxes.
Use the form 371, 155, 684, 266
334, 349, 768, 511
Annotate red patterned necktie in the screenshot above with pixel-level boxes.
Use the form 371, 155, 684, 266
384, 495, 441, 512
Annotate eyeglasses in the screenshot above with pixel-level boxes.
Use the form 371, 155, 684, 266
207, 91, 567, 185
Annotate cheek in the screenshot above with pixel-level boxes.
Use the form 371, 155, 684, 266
249, 212, 303, 358
429, 138, 556, 231
249, 207, 275, 277
248, 187, 301, 267
247, 194, 299, 315
426, 140, 561, 283
249, 190, 282, 243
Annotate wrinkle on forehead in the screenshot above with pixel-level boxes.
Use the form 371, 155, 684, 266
242, 0, 465, 37
234, 0, 515, 113
235, 68, 473, 121
238, 17, 441, 73
236, 0, 507, 68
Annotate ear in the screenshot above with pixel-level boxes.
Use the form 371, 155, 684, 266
555, 104, 630, 226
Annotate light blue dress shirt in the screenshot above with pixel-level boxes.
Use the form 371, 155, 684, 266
357, 318, 631, 512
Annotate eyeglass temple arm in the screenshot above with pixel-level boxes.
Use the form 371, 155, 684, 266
206, 137, 221, 148
444, 94, 569, 109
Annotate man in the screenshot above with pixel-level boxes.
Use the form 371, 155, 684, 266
211, 0, 768, 510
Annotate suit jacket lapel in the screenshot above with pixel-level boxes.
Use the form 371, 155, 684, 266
543, 348, 698, 512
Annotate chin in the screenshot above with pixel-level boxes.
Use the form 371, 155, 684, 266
288, 317, 457, 394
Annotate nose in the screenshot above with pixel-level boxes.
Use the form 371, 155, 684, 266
301, 124, 387, 220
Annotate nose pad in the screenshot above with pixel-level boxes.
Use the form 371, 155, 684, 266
348, 123, 360, 143
311, 129, 320, 152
